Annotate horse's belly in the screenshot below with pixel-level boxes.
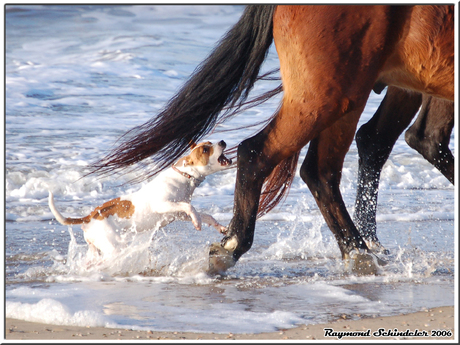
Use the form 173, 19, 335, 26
378, 5, 453, 101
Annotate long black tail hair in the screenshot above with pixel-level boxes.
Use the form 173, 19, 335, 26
91, 5, 277, 179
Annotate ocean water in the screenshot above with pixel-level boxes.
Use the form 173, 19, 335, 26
5, 5, 456, 334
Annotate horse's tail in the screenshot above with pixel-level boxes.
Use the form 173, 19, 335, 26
257, 152, 300, 219
91, 5, 277, 179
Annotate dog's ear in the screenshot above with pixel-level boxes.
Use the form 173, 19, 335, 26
189, 141, 197, 150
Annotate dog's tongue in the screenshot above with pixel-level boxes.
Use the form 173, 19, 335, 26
218, 154, 232, 166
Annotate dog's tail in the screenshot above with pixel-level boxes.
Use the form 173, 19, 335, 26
90, 5, 278, 180
48, 192, 86, 225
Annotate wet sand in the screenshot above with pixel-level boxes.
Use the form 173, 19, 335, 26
5, 306, 455, 341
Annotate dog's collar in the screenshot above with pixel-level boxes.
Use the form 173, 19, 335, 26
172, 165, 205, 186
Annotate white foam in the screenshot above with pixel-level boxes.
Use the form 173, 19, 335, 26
6, 299, 117, 328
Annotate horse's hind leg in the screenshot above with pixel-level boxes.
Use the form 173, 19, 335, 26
405, 95, 454, 184
300, 108, 370, 259
209, 115, 297, 274
354, 87, 422, 253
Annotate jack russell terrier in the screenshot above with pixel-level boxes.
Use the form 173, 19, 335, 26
49, 140, 232, 259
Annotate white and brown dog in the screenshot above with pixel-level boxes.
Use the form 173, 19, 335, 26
49, 140, 232, 259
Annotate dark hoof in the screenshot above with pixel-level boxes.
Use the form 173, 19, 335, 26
365, 240, 390, 255
345, 250, 387, 276
207, 243, 236, 275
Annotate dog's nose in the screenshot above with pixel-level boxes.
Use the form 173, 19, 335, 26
218, 140, 226, 148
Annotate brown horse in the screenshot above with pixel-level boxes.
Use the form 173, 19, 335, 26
92, 6, 454, 274
354, 86, 454, 254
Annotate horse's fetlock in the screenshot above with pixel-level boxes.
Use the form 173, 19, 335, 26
223, 236, 238, 252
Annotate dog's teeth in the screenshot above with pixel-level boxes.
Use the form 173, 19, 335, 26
218, 154, 231, 166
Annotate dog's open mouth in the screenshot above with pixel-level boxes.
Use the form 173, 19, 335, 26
218, 153, 232, 166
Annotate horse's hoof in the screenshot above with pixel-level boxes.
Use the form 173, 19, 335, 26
345, 250, 387, 276
207, 242, 236, 275
381, 248, 390, 255
365, 240, 390, 255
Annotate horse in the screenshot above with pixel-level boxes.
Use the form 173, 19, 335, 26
354, 86, 454, 254
91, 5, 454, 274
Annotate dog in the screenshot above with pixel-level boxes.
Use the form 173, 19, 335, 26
49, 140, 232, 259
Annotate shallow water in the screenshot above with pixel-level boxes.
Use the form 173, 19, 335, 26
5, 5, 456, 333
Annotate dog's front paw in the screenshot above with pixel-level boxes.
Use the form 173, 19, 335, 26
191, 214, 202, 231
193, 219, 202, 231
218, 225, 228, 235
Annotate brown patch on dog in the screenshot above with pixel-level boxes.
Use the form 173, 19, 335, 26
175, 141, 214, 167
63, 198, 135, 225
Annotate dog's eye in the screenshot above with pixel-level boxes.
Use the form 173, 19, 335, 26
202, 147, 209, 153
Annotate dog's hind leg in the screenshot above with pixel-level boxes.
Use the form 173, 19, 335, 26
82, 219, 122, 258
85, 243, 102, 267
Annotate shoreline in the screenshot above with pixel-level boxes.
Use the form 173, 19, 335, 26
5, 306, 455, 341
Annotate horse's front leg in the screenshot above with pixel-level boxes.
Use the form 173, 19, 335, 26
404, 95, 454, 184
354, 87, 422, 253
